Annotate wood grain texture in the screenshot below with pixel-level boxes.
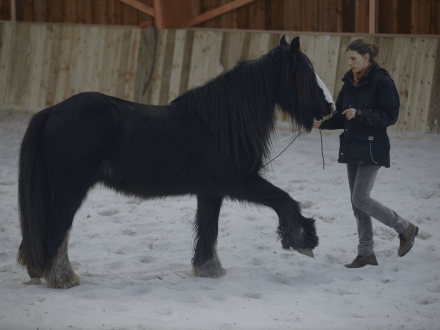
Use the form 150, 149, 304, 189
168, 29, 188, 102
1, 22, 439, 133
187, 30, 223, 89
301, 0, 318, 32
427, 37, 440, 133
414, 38, 438, 132
134, 26, 155, 103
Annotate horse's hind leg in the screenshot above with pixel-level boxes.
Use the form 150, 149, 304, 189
44, 230, 80, 288
42, 175, 95, 288
192, 195, 226, 278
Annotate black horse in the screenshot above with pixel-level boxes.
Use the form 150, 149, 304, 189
18, 36, 335, 288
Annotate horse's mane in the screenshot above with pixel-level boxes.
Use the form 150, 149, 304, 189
171, 43, 318, 170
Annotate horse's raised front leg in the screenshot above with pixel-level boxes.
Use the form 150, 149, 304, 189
192, 194, 226, 278
230, 175, 318, 256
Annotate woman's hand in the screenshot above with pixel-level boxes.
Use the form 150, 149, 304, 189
312, 122, 321, 129
342, 108, 356, 120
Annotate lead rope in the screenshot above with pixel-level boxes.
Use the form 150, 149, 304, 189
263, 129, 305, 167
320, 129, 325, 170
263, 128, 326, 170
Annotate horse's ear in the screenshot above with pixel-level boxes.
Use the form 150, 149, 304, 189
280, 35, 288, 46
290, 37, 300, 53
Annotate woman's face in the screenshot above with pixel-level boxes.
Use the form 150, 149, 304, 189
346, 50, 370, 74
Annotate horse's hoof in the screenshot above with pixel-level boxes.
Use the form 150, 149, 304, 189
24, 277, 43, 285
193, 258, 226, 278
46, 274, 81, 289
295, 248, 315, 258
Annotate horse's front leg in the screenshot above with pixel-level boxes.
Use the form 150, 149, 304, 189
192, 194, 226, 278
230, 175, 318, 257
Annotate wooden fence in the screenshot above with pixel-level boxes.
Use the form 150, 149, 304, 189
1, 0, 440, 35
0, 21, 439, 133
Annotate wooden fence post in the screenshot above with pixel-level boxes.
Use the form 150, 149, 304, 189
10, 0, 16, 21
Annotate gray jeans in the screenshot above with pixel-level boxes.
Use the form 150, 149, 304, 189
347, 163, 409, 256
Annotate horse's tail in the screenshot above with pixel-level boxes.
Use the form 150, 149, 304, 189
17, 107, 53, 274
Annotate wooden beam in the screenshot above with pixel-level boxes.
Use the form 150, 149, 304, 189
369, 0, 375, 34
10, 0, 15, 21
187, 0, 256, 27
117, 0, 155, 17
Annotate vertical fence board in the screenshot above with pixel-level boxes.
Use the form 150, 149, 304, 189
404, 38, 425, 131
124, 29, 141, 101
178, 29, 195, 96
134, 27, 155, 103
187, 30, 223, 90
26, 24, 46, 109
99, 27, 118, 96
376, 37, 394, 72
84, 27, 104, 95
414, 38, 438, 132
334, 36, 351, 101
427, 39, 440, 133
38, 25, 55, 107
388, 37, 405, 92
45, 25, 64, 106
219, 31, 245, 71
168, 29, 188, 102
7, 24, 31, 106
394, 38, 415, 131
158, 29, 175, 105
70, 26, 88, 98
248, 32, 271, 59
149, 29, 168, 104
315, 35, 340, 98
115, 28, 134, 99
53, 25, 73, 104
0, 23, 13, 105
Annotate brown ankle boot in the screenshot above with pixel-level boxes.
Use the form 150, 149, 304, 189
344, 254, 378, 268
398, 223, 419, 257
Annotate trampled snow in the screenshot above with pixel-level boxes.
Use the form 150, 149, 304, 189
0, 114, 439, 330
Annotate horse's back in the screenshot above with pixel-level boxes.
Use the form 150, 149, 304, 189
40, 91, 241, 197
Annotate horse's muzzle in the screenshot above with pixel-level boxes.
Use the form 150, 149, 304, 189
315, 104, 336, 124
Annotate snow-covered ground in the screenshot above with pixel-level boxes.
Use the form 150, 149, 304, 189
0, 113, 439, 330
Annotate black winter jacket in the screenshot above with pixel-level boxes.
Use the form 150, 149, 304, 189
320, 62, 399, 168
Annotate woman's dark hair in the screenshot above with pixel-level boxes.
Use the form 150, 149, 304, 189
346, 39, 379, 62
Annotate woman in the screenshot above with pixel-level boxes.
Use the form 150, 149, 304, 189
313, 39, 418, 268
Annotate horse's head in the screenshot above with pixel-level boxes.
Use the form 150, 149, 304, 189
277, 36, 336, 131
